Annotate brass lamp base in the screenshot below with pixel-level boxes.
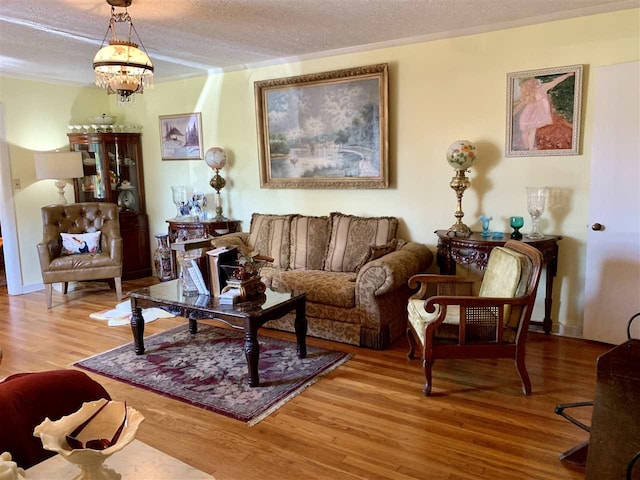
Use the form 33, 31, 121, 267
447, 222, 472, 238
448, 169, 472, 238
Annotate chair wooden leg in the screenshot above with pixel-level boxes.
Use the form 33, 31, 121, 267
407, 327, 416, 360
62, 282, 68, 294
114, 277, 123, 300
515, 350, 532, 395
422, 359, 433, 396
45, 284, 53, 309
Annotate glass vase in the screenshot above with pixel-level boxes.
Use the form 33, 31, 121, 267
526, 187, 547, 239
153, 234, 173, 282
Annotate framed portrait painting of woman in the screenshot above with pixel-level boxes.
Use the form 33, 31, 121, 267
505, 64, 583, 157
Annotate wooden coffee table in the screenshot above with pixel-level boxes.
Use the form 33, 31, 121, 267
128, 280, 307, 387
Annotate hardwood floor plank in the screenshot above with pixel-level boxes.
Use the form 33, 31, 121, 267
0, 279, 609, 479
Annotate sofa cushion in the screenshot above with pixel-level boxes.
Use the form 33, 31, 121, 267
247, 213, 294, 269
290, 215, 331, 271
261, 268, 356, 308
324, 212, 399, 273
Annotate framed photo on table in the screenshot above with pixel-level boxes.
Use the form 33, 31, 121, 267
159, 112, 203, 160
505, 64, 583, 157
254, 64, 389, 189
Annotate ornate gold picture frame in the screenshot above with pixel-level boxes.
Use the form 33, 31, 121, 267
254, 64, 389, 189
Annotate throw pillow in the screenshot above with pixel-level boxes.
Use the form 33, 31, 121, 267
247, 214, 295, 269
355, 239, 398, 272
323, 212, 399, 273
60, 232, 101, 255
290, 215, 331, 270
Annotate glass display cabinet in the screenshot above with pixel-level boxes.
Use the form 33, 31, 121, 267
68, 132, 151, 279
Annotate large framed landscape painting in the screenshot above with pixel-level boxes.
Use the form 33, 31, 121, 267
254, 64, 389, 189
505, 64, 583, 157
159, 112, 203, 160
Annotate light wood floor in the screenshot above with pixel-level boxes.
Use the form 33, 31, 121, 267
0, 278, 610, 480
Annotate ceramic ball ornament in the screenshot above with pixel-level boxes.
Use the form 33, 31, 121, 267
446, 139, 477, 170
204, 147, 227, 170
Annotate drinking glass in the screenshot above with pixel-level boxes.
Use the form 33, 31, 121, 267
510, 216, 524, 240
526, 187, 547, 239
171, 186, 188, 218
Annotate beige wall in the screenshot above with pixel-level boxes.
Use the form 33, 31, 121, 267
0, 9, 638, 335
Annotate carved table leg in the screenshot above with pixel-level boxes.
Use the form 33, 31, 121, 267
188, 316, 198, 334
130, 302, 145, 355
244, 322, 260, 387
543, 245, 559, 334
294, 300, 307, 359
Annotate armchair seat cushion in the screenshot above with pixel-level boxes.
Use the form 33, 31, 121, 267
47, 252, 119, 271
407, 300, 461, 344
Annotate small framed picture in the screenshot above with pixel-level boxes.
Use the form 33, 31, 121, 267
159, 112, 203, 160
506, 65, 583, 156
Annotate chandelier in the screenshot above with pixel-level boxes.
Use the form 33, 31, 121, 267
93, 0, 153, 104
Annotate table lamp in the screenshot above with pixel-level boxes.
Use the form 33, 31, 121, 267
34, 151, 84, 204
204, 147, 227, 221
446, 139, 477, 238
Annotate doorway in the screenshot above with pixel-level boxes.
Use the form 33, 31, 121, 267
583, 62, 640, 345
0, 102, 23, 295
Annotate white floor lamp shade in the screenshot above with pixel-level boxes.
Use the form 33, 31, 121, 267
34, 151, 84, 204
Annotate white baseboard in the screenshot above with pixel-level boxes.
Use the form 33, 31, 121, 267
17, 282, 43, 295
556, 323, 583, 339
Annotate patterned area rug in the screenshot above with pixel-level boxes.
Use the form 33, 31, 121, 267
74, 324, 351, 425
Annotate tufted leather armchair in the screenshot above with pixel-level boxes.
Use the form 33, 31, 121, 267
37, 202, 123, 308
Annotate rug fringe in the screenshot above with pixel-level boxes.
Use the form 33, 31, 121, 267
247, 353, 352, 426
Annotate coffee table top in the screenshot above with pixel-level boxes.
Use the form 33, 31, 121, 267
129, 280, 304, 319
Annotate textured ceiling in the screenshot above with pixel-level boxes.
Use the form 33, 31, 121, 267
0, 0, 637, 86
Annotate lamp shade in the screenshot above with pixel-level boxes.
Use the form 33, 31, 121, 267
34, 151, 84, 180
446, 140, 477, 170
204, 147, 227, 170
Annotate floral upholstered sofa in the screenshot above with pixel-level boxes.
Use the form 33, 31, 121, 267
212, 212, 433, 349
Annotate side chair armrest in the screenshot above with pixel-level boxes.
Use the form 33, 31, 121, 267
109, 236, 123, 264
409, 274, 477, 301
425, 294, 529, 312
408, 274, 475, 287
36, 242, 53, 269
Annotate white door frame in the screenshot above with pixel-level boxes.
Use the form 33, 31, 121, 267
0, 103, 24, 295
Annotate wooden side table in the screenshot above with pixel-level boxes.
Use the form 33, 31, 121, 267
167, 218, 241, 278
435, 230, 562, 334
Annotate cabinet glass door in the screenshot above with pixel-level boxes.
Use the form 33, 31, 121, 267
109, 141, 141, 213
72, 142, 107, 202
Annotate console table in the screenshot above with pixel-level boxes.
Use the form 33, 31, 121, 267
435, 230, 562, 334
167, 218, 241, 278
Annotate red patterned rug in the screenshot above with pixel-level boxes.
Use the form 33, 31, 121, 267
74, 324, 351, 425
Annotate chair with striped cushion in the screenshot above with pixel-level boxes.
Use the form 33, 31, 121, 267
406, 240, 543, 396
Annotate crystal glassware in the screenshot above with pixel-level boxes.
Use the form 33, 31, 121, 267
510, 216, 524, 240
526, 187, 547, 239
171, 186, 188, 218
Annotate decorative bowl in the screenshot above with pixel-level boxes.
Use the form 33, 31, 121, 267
34, 399, 144, 480
89, 115, 117, 125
